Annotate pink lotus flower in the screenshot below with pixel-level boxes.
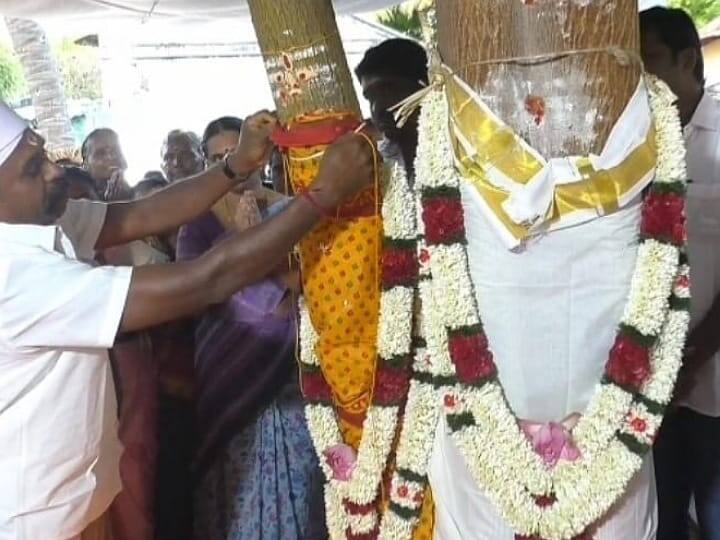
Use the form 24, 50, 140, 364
323, 444, 357, 481
520, 415, 581, 468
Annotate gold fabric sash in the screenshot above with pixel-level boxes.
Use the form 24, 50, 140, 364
445, 75, 657, 247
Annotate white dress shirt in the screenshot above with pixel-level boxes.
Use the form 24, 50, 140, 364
0, 199, 131, 540
678, 91, 720, 417
429, 183, 656, 536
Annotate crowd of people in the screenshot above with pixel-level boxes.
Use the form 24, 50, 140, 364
56, 117, 326, 539
0, 5, 718, 540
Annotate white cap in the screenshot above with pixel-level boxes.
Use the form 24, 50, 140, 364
639, 0, 668, 12
0, 101, 29, 169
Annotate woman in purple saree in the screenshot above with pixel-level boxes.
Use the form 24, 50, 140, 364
176, 117, 324, 540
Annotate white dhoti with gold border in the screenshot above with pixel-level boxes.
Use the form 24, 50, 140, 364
427, 184, 657, 538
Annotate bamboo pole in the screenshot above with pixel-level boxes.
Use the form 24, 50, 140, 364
436, 0, 640, 156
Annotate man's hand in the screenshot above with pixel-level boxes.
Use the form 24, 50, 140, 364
310, 131, 377, 209
105, 169, 131, 201
228, 110, 277, 177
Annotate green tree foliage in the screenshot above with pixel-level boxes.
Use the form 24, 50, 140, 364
54, 39, 102, 100
0, 45, 25, 100
669, 0, 720, 28
0, 38, 102, 102
377, 5, 423, 40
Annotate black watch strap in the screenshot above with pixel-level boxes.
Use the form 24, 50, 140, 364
223, 153, 248, 181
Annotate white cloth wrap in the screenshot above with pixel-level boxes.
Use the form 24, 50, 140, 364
427, 187, 657, 538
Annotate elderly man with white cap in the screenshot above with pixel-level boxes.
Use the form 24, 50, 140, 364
0, 101, 375, 540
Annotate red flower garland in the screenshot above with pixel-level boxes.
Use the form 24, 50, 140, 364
346, 526, 380, 540
374, 366, 412, 406
605, 334, 651, 391
382, 248, 419, 288
423, 197, 465, 245
449, 332, 497, 384
641, 192, 686, 246
344, 500, 377, 515
301, 370, 334, 402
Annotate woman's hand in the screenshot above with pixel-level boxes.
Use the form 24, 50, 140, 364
233, 192, 262, 233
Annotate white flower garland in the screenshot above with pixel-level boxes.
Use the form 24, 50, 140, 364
300, 161, 419, 539
378, 74, 691, 540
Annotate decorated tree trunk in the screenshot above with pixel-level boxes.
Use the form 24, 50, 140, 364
248, 0, 375, 446
247, 0, 360, 123
398, 1, 689, 539
436, 0, 640, 156
247, 2, 433, 538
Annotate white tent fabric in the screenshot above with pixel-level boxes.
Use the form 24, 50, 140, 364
639, 0, 668, 11
0, 0, 398, 24
1, 0, 670, 23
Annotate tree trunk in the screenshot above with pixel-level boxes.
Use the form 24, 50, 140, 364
5, 17, 75, 152
247, 0, 360, 124
247, 4, 436, 536
436, 0, 640, 156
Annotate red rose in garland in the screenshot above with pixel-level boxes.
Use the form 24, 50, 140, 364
301, 369, 334, 402
343, 500, 376, 515
532, 493, 557, 508
374, 365, 411, 405
346, 526, 380, 540
641, 192, 686, 245
605, 334, 651, 391
382, 248, 418, 288
423, 197, 465, 245
449, 331, 497, 384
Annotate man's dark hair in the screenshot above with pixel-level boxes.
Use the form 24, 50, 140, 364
640, 7, 705, 84
355, 38, 429, 85
80, 128, 118, 162
201, 116, 243, 157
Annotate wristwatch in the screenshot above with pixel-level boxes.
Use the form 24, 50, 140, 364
222, 153, 250, 182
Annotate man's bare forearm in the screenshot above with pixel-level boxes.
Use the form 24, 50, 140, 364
96, 164, 236, 249
119, 195, 320, 332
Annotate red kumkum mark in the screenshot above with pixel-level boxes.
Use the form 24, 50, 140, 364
525, 95, 546, 126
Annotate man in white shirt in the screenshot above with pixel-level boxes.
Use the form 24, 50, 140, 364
0, 101, 375, 540
641, 8, 720, 540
